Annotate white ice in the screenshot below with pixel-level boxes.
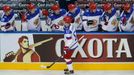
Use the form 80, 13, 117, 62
0, 70, 134, 75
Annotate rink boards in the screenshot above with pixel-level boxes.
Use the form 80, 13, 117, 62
0, 62, 134, 70
0, 32, 134, 70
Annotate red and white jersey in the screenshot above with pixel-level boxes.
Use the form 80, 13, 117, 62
67, 7, 83, 30
82, 9, 103, 32
120, 8, 134, 32
64, 24, 78, 50
0, 10, 17, 31
49, 9, 67, 31
25, 8, 42, 31
41, 17, 52, 31
100, 8, 120, 32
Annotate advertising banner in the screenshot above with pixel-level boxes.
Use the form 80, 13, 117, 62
0, 33, 134, 62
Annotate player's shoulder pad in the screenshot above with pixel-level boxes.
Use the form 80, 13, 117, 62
0, 18, 5, 22
48, 13, 55, 20
60, 9, 67, 14
112, 7, 116, 11
67, 13, 72, 16
35, 8, 41, 14
83, 9, 89, 15
96, 8, 103, 15
10, 10, 15, 15
85, 9, 89, 13
96, 9, 101, 13
111, 7, 117, 15
36, 7, 40, 11
1, 11, 14, 22
49, 13, 54, 18
61, 9, 66, 11
76, 7, 81, 11
96, 8, 103, 13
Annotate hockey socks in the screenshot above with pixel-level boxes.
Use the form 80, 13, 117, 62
64, 59, 74, 74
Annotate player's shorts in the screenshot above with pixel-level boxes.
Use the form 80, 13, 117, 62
63, 49, 74, 59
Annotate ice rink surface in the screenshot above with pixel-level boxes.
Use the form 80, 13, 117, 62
0, 70, 134, 75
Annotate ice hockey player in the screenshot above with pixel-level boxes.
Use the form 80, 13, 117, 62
0, 5, 18, 32
21, 3, 42, 31
49, 4, 67, 31
120, 3, 134, 32
63, 16, 78, 74
100, 3, 120, 32
67, 4, 83, 31
41, 9, 52, 31
82, 2, 103, 32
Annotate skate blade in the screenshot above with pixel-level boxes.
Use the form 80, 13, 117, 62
64, 72, 75, 75
64, 74, 75, 75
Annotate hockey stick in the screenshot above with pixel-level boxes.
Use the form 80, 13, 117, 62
41, 35, 84, 69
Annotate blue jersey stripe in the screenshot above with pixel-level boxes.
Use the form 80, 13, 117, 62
83, 8, 103, 16
27, 8, 40, 20
67, 7, 81, 18
0, 11, 15, 22
49, 9, 67, 21
121, 8, 133, 20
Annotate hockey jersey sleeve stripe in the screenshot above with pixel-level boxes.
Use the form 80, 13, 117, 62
71, 45, 78, 50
